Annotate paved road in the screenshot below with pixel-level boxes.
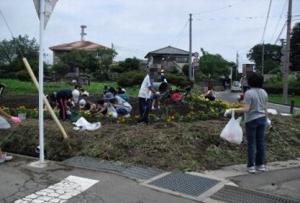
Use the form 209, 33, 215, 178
0, 156, 197, 203
215, 90, 300, 114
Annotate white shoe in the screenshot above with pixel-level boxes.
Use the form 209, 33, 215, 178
256, 165, 267, 172
124, 114, 130, 118
247, 166, 256, 174
0, 153, 13, 163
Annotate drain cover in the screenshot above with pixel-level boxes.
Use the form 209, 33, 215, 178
211, 185, 299, 203
63, 156, 163, 181
148, 171, 220, 197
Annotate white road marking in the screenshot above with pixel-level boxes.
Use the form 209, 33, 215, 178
15, 175, 99, 203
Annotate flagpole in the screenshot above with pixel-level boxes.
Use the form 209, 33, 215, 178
38, 0, 45, 164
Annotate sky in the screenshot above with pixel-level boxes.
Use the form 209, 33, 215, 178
0, 0, 299, 64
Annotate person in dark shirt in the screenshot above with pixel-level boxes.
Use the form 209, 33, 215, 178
56, 89, 73, 120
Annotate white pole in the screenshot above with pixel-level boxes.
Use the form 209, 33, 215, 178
38, 0, 45, 163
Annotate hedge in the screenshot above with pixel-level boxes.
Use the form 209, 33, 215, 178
264, 86, 300, 95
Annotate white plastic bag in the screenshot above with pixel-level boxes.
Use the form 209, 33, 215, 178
0, 116, 11, 129
220, 111, 243, 144
72, 117, 101, 131
107, 104, 118, 118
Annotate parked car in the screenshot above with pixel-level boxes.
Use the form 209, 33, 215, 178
231, 81, 242, 92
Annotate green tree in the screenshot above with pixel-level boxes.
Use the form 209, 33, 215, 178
247, 43, 281, 73
199, 49, 232, 78
112, 57, 140, 73
94, 48, 117, 80
0, 35, 39, 79
56, 48, 117, 80
290, 22, 300, 71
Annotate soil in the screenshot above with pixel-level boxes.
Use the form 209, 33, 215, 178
1, 115, 300, 171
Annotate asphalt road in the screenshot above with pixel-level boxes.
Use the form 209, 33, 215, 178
215, 90, 300, 114
0, 156, 197, 203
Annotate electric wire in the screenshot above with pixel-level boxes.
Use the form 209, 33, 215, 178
0, 8, 25, 58
274, 22, 287, 44
172, 20, 189, 47
270, 0, 288, 42
0, 9, 15, 39
261, 0, 273, 43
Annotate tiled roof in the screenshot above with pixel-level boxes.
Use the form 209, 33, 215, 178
145, 46, 189, 58
49, 40, 109, 51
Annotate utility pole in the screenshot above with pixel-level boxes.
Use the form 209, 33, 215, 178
189, 13, 194, 81
283, 0, 292, 105
235, 52, 239, 80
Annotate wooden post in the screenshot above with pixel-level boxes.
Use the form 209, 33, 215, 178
22, 57, 68, 139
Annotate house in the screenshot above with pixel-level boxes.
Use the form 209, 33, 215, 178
145, 46, 189, 72
49, 40, 110, 65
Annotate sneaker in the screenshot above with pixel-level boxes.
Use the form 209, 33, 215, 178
124, 114, 130, 118
0, 153, 13, 163
157, 105, 161, 110
151, 106, 155, 110
256, 165, 267, 172
247, 166, 256, 174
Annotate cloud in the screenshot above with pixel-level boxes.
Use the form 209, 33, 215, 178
1, 0, 300, 62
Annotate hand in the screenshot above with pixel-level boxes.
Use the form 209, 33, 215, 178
224, 109, 233, 117
10, 116, 21, 124
266, 118, 272, 128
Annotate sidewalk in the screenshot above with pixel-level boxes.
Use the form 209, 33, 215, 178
1, 154, 299, 203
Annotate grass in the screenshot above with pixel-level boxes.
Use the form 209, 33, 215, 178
0, 79, 139, 96
269, 94, 300, 107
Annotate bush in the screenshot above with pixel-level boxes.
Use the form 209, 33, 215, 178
16, 70, 31, 81
165, 73, 190, 87
117, 71, 145, 87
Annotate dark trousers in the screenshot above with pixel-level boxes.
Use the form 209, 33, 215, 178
57, 99, 67, 120
245, 117, 267, 167
138, 97, 152, 123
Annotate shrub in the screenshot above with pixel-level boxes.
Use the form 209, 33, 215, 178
117, 71, 145, 87
165, 73, 190, 87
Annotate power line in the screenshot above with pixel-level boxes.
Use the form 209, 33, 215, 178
270, 0, 288, 42
261, 0, 273, 74
274, 22, 287, 44
0, 9, 15, 39
261, 0, 273, 43
171, 20, 189, 46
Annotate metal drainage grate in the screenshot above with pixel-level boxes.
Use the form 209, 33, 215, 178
148, 171, 220, 197
63, 156, 163, 181
211, 185, 299, 203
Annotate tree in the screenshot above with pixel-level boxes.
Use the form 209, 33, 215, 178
0, 35, 39, 79
59, 49, 96, 73
290, 22, 300, 71
118, 57, 140, 72
247, 44, 281, 73
56, 48, 117, 80
199, 49, 232, 79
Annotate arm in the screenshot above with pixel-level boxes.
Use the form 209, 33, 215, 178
0, 107, 21, 124
231, 104, 250, 113
0, 107, 10, 119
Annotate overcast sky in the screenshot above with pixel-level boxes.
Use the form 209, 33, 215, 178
0, 0, 299, 64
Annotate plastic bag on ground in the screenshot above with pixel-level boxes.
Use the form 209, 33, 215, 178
0, 116, 11, 129
220, 111, 243, 144
73, 117, 101, 131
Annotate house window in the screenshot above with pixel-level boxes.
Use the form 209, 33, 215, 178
176, 57, 188, 63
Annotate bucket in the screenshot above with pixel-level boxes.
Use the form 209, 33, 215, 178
18, 113, 26, 121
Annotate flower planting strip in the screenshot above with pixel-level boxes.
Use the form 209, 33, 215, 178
211, 185, 299, 203
63, 156, 164, 181
148, 171, 220, 197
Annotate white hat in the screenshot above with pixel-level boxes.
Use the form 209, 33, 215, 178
79, 99, 87, 108
82, 91, 89, 97
72, 89, 80, 103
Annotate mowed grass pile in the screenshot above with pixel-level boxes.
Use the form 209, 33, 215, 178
0, 115, 299, 171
